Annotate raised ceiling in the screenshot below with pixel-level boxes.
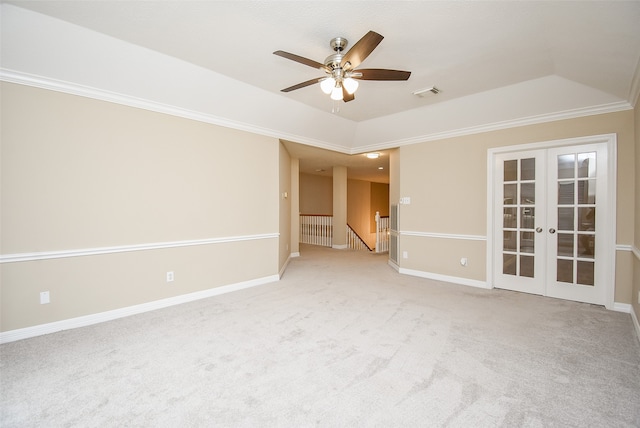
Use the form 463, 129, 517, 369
6, 1, 640, 122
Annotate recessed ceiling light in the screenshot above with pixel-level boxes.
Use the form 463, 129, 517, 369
365, 153, 380, 159
378, 167, 384, 170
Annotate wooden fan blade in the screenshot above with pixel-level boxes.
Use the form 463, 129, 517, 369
273, 50, 326, 70
342, 86, 355, 102
341, 31, 384, 70
281, 78, 322, 92
355, 69, 411, 81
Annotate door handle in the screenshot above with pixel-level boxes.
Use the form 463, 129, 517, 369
549, 228, 556, 234
535, 227, 543, 233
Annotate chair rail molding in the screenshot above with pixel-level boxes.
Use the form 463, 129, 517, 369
0, 233, 280, 263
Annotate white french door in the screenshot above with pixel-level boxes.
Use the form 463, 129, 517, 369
494, 150, 546, 295
493, 140, 613, 306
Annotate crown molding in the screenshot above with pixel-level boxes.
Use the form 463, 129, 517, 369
2, 69, 633, 155
0, 69, 351, 154
350, 101, 633, 154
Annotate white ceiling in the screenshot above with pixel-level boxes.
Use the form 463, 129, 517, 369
4, 1, 640, 182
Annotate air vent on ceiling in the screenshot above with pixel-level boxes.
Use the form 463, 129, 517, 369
412, 87, 440, 97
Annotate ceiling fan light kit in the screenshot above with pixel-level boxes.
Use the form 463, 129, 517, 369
320, 77, 335, 94
343, 77, 359, 95
274, 30, 411, 104
330, 86, 343, 101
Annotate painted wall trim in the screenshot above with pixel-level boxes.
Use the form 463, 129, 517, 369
0, 233, 279, 263
279, 254, 292, 278
400, 267, 635, 317
616, 244, 640, 262
0, 69, 351, 155
400, 231, 487, 241
0, 274, 279, 344
612, 302, 632, 313
399, 267, 490, 290
358, 101, 632, 153
1, 70, 632, 155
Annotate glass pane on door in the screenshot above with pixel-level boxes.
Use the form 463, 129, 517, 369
555, 152, 596, 287
502, 157, 536, 277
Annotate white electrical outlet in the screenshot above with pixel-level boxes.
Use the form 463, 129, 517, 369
40, 291, 50, 304
403, 251, 409, 259
460, 257, 468, 267
166, 271, 174, 282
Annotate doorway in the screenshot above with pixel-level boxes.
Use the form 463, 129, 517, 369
488, 135, 616, 308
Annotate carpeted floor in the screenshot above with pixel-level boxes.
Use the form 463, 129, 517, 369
1, 244, 639, 427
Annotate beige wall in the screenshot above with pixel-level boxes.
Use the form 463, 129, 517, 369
399, 110, 635, 304
299, 175, 389, 249
332, 166, 348, 247
347, 179, 372, 248
3, 81, 635, 334
345, 180, 390, 247
289, 157, 300, 256
299, 173, 332, 215
1, 83, 281, 331
278, 143, 292, 270
370, 182, 390, 232
390, 148, 400, 218
634, 100, 640, 317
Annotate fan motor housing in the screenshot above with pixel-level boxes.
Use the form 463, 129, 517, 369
325, 37, 348, 71
324, 53, 344, 70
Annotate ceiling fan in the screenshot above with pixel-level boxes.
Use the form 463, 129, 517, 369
274, 30, 411, 102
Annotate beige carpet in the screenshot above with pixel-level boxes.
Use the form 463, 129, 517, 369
1, 244, 639, 427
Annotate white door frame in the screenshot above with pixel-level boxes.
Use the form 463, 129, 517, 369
486, 134, 617, 309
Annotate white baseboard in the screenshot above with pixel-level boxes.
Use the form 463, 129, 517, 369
612, 302, 631, 313
332, 244, 348, 250
0, 274, 279, 344
279, 255, 291, 278
291, 252, 300, 258
399, 268, 490, 289
631, 305, 640, 345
